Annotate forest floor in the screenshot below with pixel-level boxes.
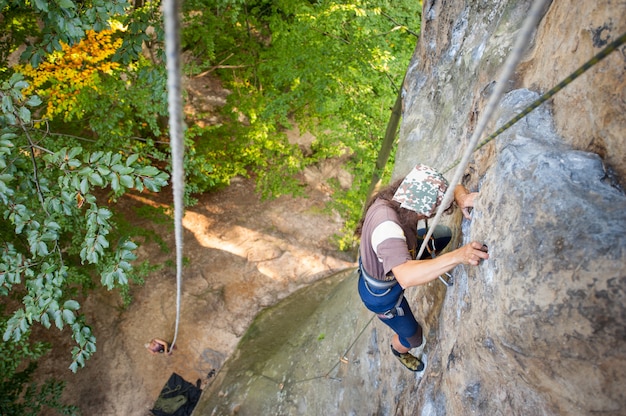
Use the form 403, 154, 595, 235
32, 74, 356, 415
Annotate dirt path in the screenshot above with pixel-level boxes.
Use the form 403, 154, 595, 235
34, 175, 354, 415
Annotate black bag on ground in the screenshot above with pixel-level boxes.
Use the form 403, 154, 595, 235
151, 373, 201, 416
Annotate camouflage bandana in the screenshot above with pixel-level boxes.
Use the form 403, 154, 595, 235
392, 164, 449, 217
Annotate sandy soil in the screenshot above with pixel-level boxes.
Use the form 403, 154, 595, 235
33, 175, 354, 415
31, 73, 355, 415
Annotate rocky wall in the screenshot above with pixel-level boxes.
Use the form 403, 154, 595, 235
395, 0, 626, 414
192, 1, 626, 414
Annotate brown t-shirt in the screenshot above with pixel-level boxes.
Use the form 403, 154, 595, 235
359, 199, 417, 280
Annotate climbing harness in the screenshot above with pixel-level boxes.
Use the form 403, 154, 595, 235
358, 257, 397, 295
357, 259, 404, 318
377, 295, 406, 320
163, 0, 184, 350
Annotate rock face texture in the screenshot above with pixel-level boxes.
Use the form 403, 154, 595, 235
193, 1, 626, 414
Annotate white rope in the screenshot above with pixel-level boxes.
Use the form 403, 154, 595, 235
416, 0, 550, 260
163, 0, 184, 349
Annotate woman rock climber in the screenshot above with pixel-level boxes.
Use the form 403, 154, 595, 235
355, 164, 489, 371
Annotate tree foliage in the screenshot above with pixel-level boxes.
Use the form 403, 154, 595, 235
0, 1, 169, 410
0, 314, 79, 415
181, 0, 421, 246
0, 5, 420, 413
0, 0, 129, 67
16, 28, 123, 121
14, 22, 169, 154
1, 72, 169, 373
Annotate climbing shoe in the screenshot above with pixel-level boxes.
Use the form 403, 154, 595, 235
391, 345, 425, 372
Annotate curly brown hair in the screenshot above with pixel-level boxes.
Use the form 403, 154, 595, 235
355, 178, 420, 238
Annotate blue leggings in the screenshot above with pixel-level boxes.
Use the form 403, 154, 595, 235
357, 274, 423, 349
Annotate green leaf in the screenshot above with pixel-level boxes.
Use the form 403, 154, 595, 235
58, 0, 76, 9
40, 232, 57, 242
101, 271, 114, 289
80, 178, 89, 194
17, 106, 31, 123
116, 268, 128, 285
2, 95, 14, 112
111, 174, 120, 192
120, 240, 138, 251
78, 166, 94, 176
4, 112, 16, 125
142, 177, 159, 192
62, 309, 76, 324
120, 250, 137, 261
45, 220, 61, 231
26, 95, 43, 107
69, 147, 82, 159
96, 234, 109, 249
74, 327, 85, 345
136, 166, 159, 176
118, 260, 132, 271
89, 151, 104, 164
97, 165, 111, 176
89, 172, 104, 186
76, 351, 85, 366
13, 80, 29, 90
112, 164, 133, 175
19, 316, 29, 333
64, 300, 80, 311
54, 310, 64, 329
37, 241, 49, 256
85, 340, 96, 353
125, 153, 139, 166
41, 312, 51, 328
97, 207, 112, 222
120, 175, 134, 188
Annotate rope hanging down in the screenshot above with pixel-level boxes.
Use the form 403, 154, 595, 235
163, 0, 184, 350
416, 0, 550, 260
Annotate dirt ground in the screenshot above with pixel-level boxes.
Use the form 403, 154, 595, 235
32, 74, 356, 415
33, 175, 354, 415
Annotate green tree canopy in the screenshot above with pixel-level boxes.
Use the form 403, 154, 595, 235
1, 0, 420, 411
181, 0, 420, 244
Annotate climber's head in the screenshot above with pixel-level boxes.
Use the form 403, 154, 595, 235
392, 164, 450, 217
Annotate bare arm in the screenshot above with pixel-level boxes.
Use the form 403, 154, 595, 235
147, 338, 169, 354
454, 185, 478, 220
393, 241, 489, 288
155, 339, 169, 354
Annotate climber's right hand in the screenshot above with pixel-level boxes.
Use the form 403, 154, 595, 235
457, 241, 489, 266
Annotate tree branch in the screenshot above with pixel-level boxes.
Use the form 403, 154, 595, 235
381, 12, 419, 38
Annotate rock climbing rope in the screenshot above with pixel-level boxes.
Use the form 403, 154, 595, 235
416, 0, 551, 260
442, 30, 626, 175
163, 0, 184, 350
339, 0, 626, 382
